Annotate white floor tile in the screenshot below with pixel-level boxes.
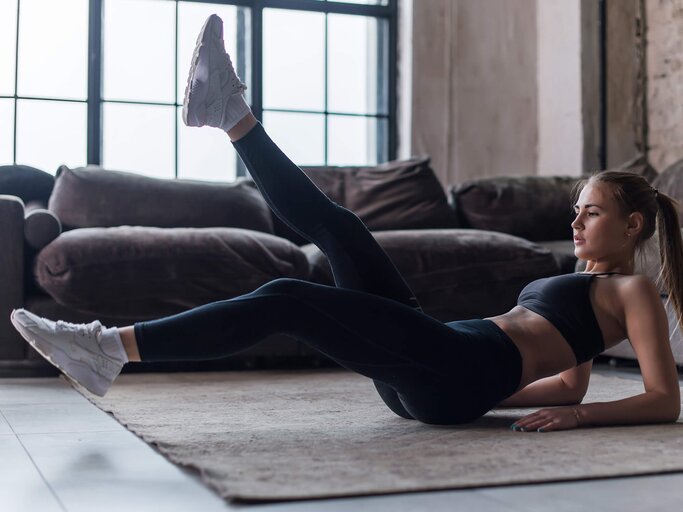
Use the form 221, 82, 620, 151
20, 431, 229, 511
20, 431, 189, 481
477, 473, 683, 512
0, 377, 85, 405
0, 412, 13, 435
42, 479, 230, 512
3, 402, 121, 434
0, 435, 64, 512
241, 488, 522, 512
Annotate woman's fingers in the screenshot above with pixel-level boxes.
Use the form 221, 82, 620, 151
510, 407, 577, 432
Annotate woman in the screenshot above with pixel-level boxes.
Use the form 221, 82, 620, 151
11, 15, 681, 431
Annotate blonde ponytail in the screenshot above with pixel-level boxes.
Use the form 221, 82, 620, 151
654, 191, 683, 333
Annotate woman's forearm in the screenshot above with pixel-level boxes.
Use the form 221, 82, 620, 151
498, 374, 581, 407
576, 391, 680, 427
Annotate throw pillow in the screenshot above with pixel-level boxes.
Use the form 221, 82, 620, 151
617, 154, 658, 183
652, 157, 683, 224
271, 157, 458, 245
49, 165, 274, 234
451, 176, 579, 242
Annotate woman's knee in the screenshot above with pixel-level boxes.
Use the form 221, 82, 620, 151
400, 391, 490, 426
256, 278, 314, 296
374, 381, 416, 420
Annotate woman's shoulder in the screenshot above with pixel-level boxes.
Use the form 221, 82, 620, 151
611, 273, 661, 305
592, 272, 660, 316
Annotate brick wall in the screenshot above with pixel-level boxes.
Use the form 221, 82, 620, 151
646, 0, 683, 170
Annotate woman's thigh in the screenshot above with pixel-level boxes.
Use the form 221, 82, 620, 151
261, 281, 523, 424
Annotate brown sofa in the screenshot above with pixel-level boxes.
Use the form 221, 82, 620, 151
1, 157, 608, 375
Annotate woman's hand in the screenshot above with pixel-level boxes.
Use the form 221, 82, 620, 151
509, 406, 581, 432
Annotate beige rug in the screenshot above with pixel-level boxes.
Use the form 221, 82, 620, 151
74, 369, 683, 503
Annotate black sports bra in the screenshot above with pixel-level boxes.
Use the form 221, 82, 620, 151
517, 272, 622, 364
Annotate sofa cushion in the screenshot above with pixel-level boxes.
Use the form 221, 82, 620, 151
653, 157, 683, 224
272, 157, 458, 245
0, 165, 55, 204
450, 176, 578, 242
49, 165, 274, 234
35, 226, 309, 319
303, 229, 560, 321
617, 154, 658, 183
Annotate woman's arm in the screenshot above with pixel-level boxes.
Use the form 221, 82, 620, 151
512, 276, 680, 432
498, 361, 592, 407
579, 276, 680, 425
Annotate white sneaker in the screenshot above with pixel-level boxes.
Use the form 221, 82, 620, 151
10, 309, 127, 397
182, 14, 250, 131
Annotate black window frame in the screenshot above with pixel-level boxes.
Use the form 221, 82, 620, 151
90, 0, 397, 177
3, 0, 397, 177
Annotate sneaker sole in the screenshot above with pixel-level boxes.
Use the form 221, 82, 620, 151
182, 14, 221, 127
10, 312, 112, 396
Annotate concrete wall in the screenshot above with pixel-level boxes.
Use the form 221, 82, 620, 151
605, 0, 645, 168
400, 0, 681, 185
601, 0, 682, 172
646, 0, 683, 171
408, 0, 538, 187
404, 0, 595, 187
537, 0, 583, 176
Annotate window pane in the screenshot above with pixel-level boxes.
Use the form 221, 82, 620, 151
17, 0, 88, 100
178, 3, 250, 106
263, 9, 325, 111
0, 99, 14, 164
103, 103, 175, 179
263, 111, 324, 166
177, 107, 235, 182
103, 0, 175, 103
16, 99, 86, 173
328, 115, 385, 166
0, 0, 17, 96
328, 14, 385, 115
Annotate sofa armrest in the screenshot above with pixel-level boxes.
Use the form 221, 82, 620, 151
23, 200, 62, 250
0, 195, 26, 359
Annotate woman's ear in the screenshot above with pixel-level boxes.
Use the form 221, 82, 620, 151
627, 211, 645, 237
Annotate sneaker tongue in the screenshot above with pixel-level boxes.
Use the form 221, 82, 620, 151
57, 319, 103, 335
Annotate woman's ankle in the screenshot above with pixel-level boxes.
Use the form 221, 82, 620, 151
118, 326, 141, 362
227, 112, 258, 142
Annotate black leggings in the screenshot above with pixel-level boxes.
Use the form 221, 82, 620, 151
134, 123, 523, 425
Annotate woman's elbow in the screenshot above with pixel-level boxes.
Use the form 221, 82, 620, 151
567, 386, 588, 405
666, 402, 681, 423
655, 394, 680, 423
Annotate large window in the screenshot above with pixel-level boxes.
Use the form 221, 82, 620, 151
1, 0, 397, 181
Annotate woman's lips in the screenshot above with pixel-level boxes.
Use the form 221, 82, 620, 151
574, 237, 585, 245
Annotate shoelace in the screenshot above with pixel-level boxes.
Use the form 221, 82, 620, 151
55, 319, 102, 338
223, 51, 247, 93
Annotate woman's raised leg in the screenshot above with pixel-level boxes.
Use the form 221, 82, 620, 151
182, 14, 422, 418
182, 14, 420, 310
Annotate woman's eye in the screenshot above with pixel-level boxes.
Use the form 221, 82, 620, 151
573, 211, 598, 217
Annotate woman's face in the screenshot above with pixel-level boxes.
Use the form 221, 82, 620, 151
571, 182, 633, 262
